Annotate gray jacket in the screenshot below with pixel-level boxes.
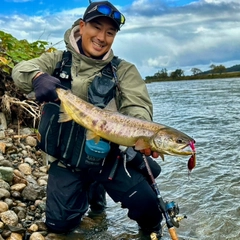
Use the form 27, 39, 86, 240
12, 19, 153, 121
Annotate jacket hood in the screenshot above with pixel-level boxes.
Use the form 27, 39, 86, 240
64, 18, 113, 62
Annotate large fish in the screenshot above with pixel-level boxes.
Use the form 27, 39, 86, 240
56, 88, 196, 170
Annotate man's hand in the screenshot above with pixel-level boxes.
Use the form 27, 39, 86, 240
140, 149, 159, 158
33, 73, 61, 103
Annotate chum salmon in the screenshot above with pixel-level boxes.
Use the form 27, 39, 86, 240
56, 88, 196, 170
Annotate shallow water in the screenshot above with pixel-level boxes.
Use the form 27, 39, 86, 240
47, 78, 240, 240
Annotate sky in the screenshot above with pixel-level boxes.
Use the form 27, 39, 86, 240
1, 0, 240, 77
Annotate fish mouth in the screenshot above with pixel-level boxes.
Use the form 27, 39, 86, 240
172, 140, 196, 156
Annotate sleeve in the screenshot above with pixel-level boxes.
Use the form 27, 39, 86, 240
116, 60, 153, 121
11, 50, 63, 93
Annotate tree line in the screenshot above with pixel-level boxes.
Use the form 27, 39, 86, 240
145, 64, 240, 83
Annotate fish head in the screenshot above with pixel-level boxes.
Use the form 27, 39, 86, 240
150, 127, 195, 157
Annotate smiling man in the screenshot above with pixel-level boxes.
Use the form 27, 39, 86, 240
12, 1, 163, 238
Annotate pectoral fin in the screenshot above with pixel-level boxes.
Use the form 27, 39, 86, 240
134, 138, 151, 150
86, 130, 101, 143
159, 153, 165, 161
58, 104, 73, 122
104, 98, 118, 112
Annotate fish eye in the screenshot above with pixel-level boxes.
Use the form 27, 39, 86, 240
176, 139, 184, 144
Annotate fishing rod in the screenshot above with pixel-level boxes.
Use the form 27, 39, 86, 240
142, 154, 186, 240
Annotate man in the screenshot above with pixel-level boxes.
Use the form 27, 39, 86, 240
12, 0, 163, 237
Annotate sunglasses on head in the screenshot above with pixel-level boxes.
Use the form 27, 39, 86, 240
87, 4, 125, 26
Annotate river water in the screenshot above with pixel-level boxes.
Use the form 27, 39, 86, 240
47, 78, 240, 240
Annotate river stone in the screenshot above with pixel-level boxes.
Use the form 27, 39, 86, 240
24, 157, 34, 166
4, 198, 13, 208
0, 142, 6, 154
30, 232, 45, 240
25, 136, 37, 147
17, 210, 26, 220
0, 201, 9, 212
21, 150, 28, 157
0, 188, 10, 199
0, 210, 18, 226
18, 163, 31, 175
10, 183, 26, 192
0, 160, 13, 168
6, 232, 22, 240
0, 131, 6, 139
13, 170, 24, 179
37, 179, 47, 186
1, 229, 11, 238
35, 221, 47, 231
39, 166, 48, 174
0, 179, 10, 190
24, 175, 37, 185
20, 128, 33, 135
28, 223, 38, 232
21, 184, 40, 201
12, 174, 28, 186
0, 167, 14, 183
0, 221, 4, 229
11, 191, 21, 199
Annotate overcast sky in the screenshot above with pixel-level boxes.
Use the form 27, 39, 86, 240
1, 0, 239, 77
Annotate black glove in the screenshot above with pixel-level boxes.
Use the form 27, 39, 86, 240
127, 150, 161, 179
33, 73, 61, 103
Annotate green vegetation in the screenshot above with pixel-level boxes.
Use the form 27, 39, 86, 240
145, 64, 240, 83
0, 30, 55, 75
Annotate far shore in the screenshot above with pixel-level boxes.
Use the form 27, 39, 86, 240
144, 73, 240, 83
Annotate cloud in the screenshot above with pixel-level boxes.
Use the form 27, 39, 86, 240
5, 0, 33, 2
1, 0, 239, 77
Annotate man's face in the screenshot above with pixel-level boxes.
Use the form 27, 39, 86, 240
79, 17, 118, 58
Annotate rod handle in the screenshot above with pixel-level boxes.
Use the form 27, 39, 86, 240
168, 227, 179, 240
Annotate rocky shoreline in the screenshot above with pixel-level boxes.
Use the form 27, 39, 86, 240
0, 124, 48, 240
0, 117, 118, 240
0, 124, 50, 240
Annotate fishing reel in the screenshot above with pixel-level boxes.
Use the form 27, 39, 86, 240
165, 201, 187, 228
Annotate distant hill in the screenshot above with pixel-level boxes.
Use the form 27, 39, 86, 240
201, 64, 240, 74
225, 64, 240, 72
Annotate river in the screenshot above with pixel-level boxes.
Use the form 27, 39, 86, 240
47, 78, 240, 240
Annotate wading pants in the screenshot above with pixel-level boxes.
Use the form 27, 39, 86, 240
45, 153, 162, 233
